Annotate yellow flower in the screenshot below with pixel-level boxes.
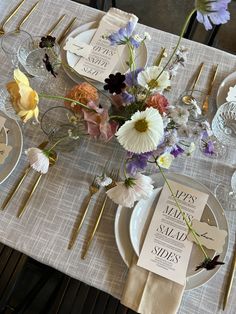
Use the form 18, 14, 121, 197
157, 152, 174, 169
6, 69, 39, 123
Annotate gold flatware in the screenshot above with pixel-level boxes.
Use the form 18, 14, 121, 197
15, 1, 40, 32
154, 47, 167, 66
202, 64, 218, 115
1, 141, 48, 211
46, 14, 66, 36
182, 62, 204, 105
0, 0, 26, 35
68, 175, 99, 250
16, 150, 57, 218
223, 234, 236, 310
57, 17, 77, 45
81, 169, 118, 259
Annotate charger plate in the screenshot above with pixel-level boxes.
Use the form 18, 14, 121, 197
114, 172, 228, 290
0, 110, 23, 184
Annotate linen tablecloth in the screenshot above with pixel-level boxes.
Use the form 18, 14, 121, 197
0, 1, 236, 313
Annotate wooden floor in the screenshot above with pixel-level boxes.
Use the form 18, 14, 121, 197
0, 243, 137, 314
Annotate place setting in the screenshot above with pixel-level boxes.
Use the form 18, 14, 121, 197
0, 0, 236, 313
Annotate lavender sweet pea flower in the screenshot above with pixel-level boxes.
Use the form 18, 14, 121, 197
126, 152, 152, 175
121, 91, 135, 104
125, 68, 144, 87
195, 0, 231, 30
171, 145, 185, 158
108, 21, 136, 45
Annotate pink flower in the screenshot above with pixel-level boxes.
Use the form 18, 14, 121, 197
146, 93, 169, 115
82, 101, 118, 141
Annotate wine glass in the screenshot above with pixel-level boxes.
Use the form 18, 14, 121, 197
212, 101, 236, 210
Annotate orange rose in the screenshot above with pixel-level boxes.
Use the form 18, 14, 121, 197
146, 93, 169, 115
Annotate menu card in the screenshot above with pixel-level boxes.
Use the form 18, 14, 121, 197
74, 8, 138, 83
137, 180, 209, 286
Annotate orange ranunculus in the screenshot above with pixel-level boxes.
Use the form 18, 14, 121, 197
6, 69, 39, 123
64, 82, 99, 114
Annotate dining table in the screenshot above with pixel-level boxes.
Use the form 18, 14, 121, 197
0, 0, 236, 313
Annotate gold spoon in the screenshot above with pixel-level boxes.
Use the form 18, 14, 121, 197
182, 62, 204, 105
16, 150, 57, 218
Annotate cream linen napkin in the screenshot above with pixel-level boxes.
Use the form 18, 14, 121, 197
121, 256, 185, 314
74, 8, 138, 83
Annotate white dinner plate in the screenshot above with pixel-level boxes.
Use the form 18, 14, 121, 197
0, 110, 23, 184
216, 71, 236, 107
114, 172, 228, 290
61, 21, 147, 87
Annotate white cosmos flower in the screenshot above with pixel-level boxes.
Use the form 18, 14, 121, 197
157, 152, 174, 169
137, 66, 170, 92
116, 107, 164, 154
26, 147, 49, 174
106, 173, 154, 208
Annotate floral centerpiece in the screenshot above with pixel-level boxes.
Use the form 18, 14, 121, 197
5, 0, 231, 270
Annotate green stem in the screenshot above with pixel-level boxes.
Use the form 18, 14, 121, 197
38, 93, 96, 112
156, 164, 209, 260
155, 9, 196, 80
109, 115, 127, 121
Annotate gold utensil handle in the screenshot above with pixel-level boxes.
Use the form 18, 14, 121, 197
1, 167, 31, 211
191, 62, 204, 95
208, 64, 218, 96
68, 193, 93, 250
223, 243, 236, 310
16, 173, 43, 218
15, 1, 40, 31
81, 195, 108, 259
46, 14, 66, 36
154, 47, 166, 66
57, 17, 77, 45
1, 0, 26, 27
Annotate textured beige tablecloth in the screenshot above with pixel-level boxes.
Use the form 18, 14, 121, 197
0, 1, 236, 313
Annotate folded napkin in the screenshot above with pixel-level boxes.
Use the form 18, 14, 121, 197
121, 256, 185, 314
74, 8, 138, 83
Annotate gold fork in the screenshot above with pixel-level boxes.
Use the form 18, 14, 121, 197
68, 175, 100, 250
0, 0, 26, 35
14, 1, 40, 32
81, 169, 119, 259
46, 14, 66, 36
57, 17, 77, 45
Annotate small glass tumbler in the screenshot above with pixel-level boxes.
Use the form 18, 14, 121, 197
17, 36, 61, 78
41, 106, 82, 152
1, 30, 32, 67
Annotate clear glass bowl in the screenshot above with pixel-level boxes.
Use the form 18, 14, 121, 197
17, 36, 61, 78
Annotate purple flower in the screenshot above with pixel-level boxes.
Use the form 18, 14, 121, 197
125, 68, 144, 87
108, 21, 136, 45
130, 36, 141, 48
121, 91, 135, 103
202, 140, 215, 155
126, 152, 152, 175
171, 145, 184, 158
195, 0, 231, 30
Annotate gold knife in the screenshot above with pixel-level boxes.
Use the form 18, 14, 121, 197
57, 17, 77, 45
202, 64, 218, 115
0, 0, 26, 35
15, 1, 40, 32
223, 234, 236, 310
46, 14, 66, 36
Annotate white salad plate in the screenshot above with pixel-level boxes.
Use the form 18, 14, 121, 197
61, 21, 147, 86
0, 110, 23, 184
216, 71, 236, 107
114, 172, 228, 290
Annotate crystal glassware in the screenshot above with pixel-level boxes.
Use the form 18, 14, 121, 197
17, 36, 61, 78
1, 30, 32, 67
214, 170, 236, 211
40, 106, 82, 152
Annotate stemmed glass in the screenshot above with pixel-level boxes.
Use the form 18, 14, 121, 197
211, 101, 236, 210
